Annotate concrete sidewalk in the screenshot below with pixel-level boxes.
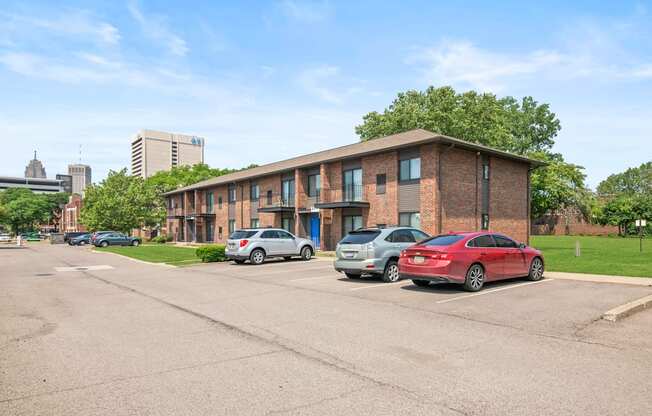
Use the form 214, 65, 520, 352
545, 271, 652, 286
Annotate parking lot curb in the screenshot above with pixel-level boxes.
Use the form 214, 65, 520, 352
545, 272, 652, 287
91, 249, 177, 268
602, 294, 652, 322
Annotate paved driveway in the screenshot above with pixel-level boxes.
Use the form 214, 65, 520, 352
2, 244, 652, 415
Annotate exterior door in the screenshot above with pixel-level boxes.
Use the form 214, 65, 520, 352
260, 230, 281, 255
310, 213, 320, 249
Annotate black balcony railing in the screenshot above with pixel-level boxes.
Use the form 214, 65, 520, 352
258, 193, 295, 210
342, 184, 364, 202
307, 189, 321, 203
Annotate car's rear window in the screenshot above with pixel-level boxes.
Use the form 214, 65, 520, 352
229, 230, 257, 239
340, 230, 381, 244
420, 234, 465, 246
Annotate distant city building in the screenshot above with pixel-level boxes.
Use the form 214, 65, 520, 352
131, 129, 205, 178
62, 194, 86, 232
56, 174, 73, 193
24, 151, 47, 179
68, 164, 92, 195
0, 176, 67, 193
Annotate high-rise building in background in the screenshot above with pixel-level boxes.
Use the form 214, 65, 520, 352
131, 129, 205, 178
67, 164, 92, 195
56, 174, 73, 193
24, 151, 47, 179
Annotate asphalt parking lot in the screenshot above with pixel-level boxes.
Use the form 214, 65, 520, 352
2, 244, 652, 415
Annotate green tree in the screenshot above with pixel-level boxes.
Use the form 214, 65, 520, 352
597, 161, 651, 198
0, 188, 52, 233
146, 163, 240, 194
81, 169, 164, 233
355, 86, 587, 218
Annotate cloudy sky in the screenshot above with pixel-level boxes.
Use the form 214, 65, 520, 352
1, 0, 651, 188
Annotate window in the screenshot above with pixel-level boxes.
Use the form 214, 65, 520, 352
250, 184, 260, 201
340, 230, 380, 244
205, 219, 214, 242
228, 185, 236, 203
282, 217, 294, 232
483, 163, 490, 180
343, 168, 362, 201
189, 193, 195, 210
228, 219, 236, 233
386, 229, 415, 243
206, 192, 214, 214
230, 230, 257, 239
307, 174, 321, 198
218, 226, 222, 239
250, 218, 260, 228
493, 235, 518, 248
421, 234, 465, 246
399, 158, 421, 181
481, 214, 489, 230
167, 198, 173, 210
376, 174, 386, 194
277, 230, 294, 239
342, 215, 363, 235
218, 196, 223, 209
266, 190, 272, 205
261, 230, 279, 239
281, 179, 295, 205
468, 234, 496, 248
410, 230, 429, 242
399, 212, 421, 229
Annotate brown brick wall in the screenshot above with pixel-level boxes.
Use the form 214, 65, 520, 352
440, 147, 480, 234
489, 156, 529, 243
419, 144, 439, 235
362, 151, 398, 227
213, 185, 228, 243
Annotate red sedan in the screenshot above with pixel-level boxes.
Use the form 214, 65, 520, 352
398, 232, 544, 292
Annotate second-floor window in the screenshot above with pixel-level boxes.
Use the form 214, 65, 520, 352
206, 191, 214, 214
343, 168, 362, 201
281, 179, 295, 204
218, 196, 223, 209
189, 193, 195, 210
228, 185, 236, 203
307, 174, 320, 198
376, 174, 386, 194
250, 184, 260, 201
399, 157, 421, 181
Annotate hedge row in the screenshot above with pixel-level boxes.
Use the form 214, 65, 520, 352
195, 244, 227, 262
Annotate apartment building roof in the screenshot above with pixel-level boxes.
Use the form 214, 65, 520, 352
164, 129, 545, 195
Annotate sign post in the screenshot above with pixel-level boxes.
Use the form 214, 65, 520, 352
635, 219, 647, 253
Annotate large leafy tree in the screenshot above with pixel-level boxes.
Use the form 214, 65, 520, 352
597, 161, 651, 198
146, 163, 242, 194
0, 188, 65, 233
81, 169, 164, 233
356, 86, 588, 218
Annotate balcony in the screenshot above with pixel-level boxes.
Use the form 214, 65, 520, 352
314, 185, 369, 209
257, 193, 296, 213
167, 207, 185, 219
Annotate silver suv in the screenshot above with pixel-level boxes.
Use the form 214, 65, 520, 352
334, 227, 429, 282
225, 228, 315, 265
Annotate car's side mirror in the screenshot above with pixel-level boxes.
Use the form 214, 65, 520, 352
518, 242, 526, 249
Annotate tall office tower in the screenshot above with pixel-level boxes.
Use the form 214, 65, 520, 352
24, 151, 47, 179
131, 129, 205, 178
67, 164, 92, 195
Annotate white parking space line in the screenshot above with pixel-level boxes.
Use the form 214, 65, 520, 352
435, 279, 555, 304
349, 281, 407, 291
290, 275, 338, 282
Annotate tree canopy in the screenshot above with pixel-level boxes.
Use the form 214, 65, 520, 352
355, 86, 588, 218
0, 188, 69, 233
146, 163, 242, 194
597, 161, 651, 198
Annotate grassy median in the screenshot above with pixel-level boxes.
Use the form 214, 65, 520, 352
96, 244, 202, 266
531, 235, 652, 278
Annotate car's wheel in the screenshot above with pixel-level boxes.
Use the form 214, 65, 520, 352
527, 257, 544, 281
100, 241, 109, 248
250, 248, 266, 265
234, 259, 246, 264
464, 264, 484, 292
382, 260, 400, 283
344, 272, 361, 279
80, 241, 86, 246
412, 279, 431, 287
131, 240, 140, 247
300, 246, 312, 261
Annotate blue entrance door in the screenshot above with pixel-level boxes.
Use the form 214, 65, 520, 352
310, 213, 320, 249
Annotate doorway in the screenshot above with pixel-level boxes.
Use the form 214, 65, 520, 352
310, 213, 320, 249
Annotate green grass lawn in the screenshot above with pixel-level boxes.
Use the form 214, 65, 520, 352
96, 244, 201, 266
530, 235, 652, 278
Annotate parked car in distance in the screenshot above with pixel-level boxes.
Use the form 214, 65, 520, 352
69, 233, 91, 246
225, 228, 315, 265
93, 232, 141, 247
90, 231, 116, 245
398, 232, 544, 292
19, 232, 41, 241
64, 231, 87, 243
0, 233, 12, 242
334, 227, 430, 282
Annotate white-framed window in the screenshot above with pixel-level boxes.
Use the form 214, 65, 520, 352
399, 212, 421, 229
399, 158, 421, 181
228, 219, 236, 233
250, 218, 260, 228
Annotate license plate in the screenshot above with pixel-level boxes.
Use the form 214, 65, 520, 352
413, 256, 425, 264
344, 252, 355, 258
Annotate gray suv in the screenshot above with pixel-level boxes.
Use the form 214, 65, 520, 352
334, 227, 429, 282
225, 228, 315, 265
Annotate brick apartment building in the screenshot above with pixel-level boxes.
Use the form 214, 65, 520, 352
61, 194, 86, 233
164, 129, 543, 250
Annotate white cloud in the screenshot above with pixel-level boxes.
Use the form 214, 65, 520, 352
297, 65, 343, 103
277, 0, 332, 23
127, 0, 188, 56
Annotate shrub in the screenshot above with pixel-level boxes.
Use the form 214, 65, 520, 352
150, 235, 168, 244
196, 244, 226, 262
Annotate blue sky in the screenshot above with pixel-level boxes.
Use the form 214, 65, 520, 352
1, 0, 651, 188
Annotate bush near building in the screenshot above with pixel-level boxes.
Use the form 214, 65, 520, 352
195, 245, 227, 262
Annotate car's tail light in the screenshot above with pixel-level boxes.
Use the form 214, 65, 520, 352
400, 250, 407, 258
429, 252, 450, 260
239, 239, 249, 248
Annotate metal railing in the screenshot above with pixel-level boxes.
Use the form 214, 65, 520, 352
342, 184, 364, 202
258, 193, 296, 209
